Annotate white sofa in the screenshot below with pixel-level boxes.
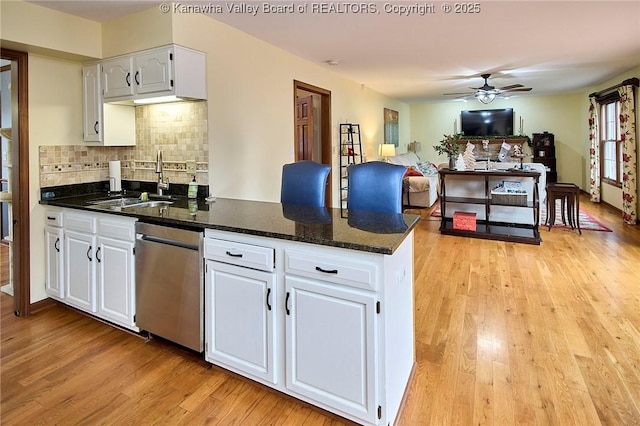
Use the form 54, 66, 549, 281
387, 152, 439, 208
443, 162, 547, 225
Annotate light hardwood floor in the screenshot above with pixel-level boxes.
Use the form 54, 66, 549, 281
2, 194, 640, 425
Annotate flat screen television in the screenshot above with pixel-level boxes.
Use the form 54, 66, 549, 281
461, 108, 514, 136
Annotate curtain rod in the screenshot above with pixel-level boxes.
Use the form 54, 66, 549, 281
589, 77, 639, 98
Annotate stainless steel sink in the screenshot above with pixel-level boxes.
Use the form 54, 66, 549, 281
88, 197, 142, 207
122, 200, 173, 208
88, 197, 173, 209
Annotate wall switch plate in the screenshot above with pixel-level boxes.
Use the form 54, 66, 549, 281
186, 161, 196, 174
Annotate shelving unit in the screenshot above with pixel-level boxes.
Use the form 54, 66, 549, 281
339, 123, 362, 212
438, 169, 541, 245
532, 132, 557, 183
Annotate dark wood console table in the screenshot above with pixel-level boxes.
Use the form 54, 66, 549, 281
438, 169, 541, 245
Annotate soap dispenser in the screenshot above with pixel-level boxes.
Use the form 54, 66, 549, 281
188, 176, 198, 199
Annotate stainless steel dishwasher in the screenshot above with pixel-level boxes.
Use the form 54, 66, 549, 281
135, 222, 203, 352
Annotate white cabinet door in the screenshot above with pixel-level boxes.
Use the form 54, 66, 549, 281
82, 64, 102, 142
205, 260, 277, 384
45, 225, 64, 299
97, 236, 136, 329
285, 275, 378, 424
102, 56, 134, 99
64, 230, 97, 313
134, 47, 173, 95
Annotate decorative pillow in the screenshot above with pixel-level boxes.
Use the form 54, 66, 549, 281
417, 161, 438, 175
404, 166, 423, 177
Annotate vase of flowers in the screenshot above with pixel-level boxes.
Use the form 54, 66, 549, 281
434, 134, 461, 169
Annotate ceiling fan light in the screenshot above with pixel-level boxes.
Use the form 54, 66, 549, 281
475, 91, 496, 104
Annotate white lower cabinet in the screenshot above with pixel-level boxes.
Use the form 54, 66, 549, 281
204, 229, 415, 426
45, 208, 138, 331
97, 235, 136, 328
285, 275, 377, 424
64, 229, 97, 313
205, 260, 276, 384
44, 223, 64, 299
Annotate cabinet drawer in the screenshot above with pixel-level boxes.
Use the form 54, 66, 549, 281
204, 238, 274, 272
44, 209, 63, 227
98, 217, 136, 241
64, 212, 96, 233
285, 249, 377, 291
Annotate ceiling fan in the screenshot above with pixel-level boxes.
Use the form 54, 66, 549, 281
444, 73, 532, 104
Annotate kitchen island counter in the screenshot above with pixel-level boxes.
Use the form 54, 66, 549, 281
41, 194, 419, 255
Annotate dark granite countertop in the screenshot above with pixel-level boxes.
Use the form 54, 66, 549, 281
41, 192, 420, 255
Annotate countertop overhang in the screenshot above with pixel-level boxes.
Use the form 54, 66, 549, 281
41, 193, 420, 255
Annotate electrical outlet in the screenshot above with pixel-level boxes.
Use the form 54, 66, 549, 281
186, 161, 196, 174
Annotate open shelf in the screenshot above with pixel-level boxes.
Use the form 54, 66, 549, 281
438, 169, 542, 245
440, 218, 541, 245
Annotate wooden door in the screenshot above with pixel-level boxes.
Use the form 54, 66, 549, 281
295, 95, 314, 161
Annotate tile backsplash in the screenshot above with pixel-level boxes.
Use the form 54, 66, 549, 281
39, 100, 209, 188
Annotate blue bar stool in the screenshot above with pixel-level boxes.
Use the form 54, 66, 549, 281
347, 161, 406, 214
281, 160, 331, 207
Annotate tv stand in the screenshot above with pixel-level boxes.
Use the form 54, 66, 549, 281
438, 169, 541, 245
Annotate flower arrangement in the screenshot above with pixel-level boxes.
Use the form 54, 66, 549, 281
433, 133, 462, 157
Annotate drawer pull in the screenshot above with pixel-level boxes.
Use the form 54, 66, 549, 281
226, 251, 243, 258
266, 288, 272, 311
47, 216, 56, 221
315, 266, 338, 274
285, 292, 290, 315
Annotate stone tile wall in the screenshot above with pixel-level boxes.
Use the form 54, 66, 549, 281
40, 100, 209, 187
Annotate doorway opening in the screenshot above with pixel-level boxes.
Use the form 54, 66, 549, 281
0, 48, 30, 317
293, 80, 332, 207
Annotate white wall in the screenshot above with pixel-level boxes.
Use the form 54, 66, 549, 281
0, 0, 101, 59
28, 54, 85, 302
101, 7, 173, 57
171, 13, 410, 204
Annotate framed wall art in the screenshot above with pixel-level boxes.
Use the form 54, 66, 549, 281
384, 108, 399, 147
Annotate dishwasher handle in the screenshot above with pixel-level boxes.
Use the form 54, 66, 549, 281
138, 234, 199, 251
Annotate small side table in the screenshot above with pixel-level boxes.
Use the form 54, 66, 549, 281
545, 183, 581, 234
402, 177, 411, 207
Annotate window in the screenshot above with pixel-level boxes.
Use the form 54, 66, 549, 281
600, 98, 622, 187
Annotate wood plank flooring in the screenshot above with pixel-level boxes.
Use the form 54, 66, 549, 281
2, 194, 640, 425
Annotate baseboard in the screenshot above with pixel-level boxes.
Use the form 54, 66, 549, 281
29, 298, 57, 314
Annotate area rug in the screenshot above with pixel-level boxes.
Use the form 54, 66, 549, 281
429, 204, 612, 232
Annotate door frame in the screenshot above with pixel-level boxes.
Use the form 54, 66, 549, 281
1, 48, 30, 316
293, 80, 332, 207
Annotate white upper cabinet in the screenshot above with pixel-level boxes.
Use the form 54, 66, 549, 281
102, 56, 135, 99
101, 45, 207, 102
82, 62, 135, 145
82, 64, 102, 142
83, 44, 206, 144
134, 48, 173, 95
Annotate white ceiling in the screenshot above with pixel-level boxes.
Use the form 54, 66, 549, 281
28, 0, 640, 103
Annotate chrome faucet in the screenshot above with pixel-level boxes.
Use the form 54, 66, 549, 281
156, 150, 169, 196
